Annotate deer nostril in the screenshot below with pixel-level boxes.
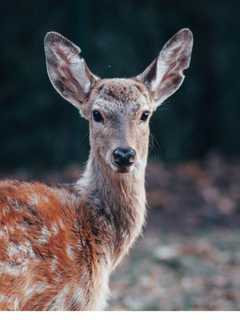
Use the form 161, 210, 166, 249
112, 148, 136, 167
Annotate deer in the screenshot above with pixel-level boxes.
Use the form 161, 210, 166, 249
0, 28, 193, 310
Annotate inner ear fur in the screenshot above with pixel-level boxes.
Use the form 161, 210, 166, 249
44, 32, 99, 117
136, 28, 193, 109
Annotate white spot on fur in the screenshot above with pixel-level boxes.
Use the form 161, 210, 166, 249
28, 193, 49, 207
0, 261, 27, 276
51, 256, 58, 272
51, 223, 59, 236
0, 294, 8, 303
7, 241, 35, 263
66, 245, 74, 260
0, 229, 5, 239
28, 193, 40, 206
38, 226, 51, 244
25, 282, 48, 300
7, 243, 19, 257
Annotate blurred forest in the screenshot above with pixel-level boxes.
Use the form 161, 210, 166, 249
0, 0, 239, 169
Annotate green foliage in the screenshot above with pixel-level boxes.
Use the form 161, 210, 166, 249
0, 0, 239, 169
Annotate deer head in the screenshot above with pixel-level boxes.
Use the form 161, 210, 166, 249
44, 29, 193, 174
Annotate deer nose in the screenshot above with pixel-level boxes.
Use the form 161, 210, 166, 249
112, 147, 136, 168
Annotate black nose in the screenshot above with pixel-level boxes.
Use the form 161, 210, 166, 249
112, 147, 136, 168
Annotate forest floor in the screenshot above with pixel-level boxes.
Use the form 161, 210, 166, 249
1, 154, 240, 310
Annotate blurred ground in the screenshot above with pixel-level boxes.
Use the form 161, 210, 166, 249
1, 153, 240, 310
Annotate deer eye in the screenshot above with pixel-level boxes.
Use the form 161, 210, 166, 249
140, 111, 150, 122
92, 110, 104, 123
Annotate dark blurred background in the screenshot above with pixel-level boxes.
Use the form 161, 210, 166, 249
0, 0, 239, 170
1, 0, 240, 311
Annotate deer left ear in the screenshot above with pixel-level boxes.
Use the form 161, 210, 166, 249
44, 32, 99, 117
136, 28, 193, 110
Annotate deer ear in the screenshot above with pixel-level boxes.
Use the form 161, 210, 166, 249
136, 28, 193, 110
44, 32, 99, 117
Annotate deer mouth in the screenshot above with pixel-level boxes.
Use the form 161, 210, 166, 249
111, 160, 135, 174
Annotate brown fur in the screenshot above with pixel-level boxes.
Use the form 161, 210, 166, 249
0, 165, 145, 310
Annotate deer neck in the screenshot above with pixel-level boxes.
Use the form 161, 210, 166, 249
77, 151, 147, 267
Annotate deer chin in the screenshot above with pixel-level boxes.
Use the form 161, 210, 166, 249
110, 163, 135, 174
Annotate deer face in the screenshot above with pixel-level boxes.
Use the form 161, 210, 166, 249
87, 79, 152, 173
44, 29, 193, 174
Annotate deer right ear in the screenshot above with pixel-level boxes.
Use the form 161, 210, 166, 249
44, 32, 99, 117
136, 28, 193, 110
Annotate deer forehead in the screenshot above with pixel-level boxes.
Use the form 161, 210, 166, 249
91, 79, 152, 114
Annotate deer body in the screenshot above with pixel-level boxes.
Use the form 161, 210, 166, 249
0, 139, 146, 310
0, 29, 193, 310
0, 162, 145, 310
